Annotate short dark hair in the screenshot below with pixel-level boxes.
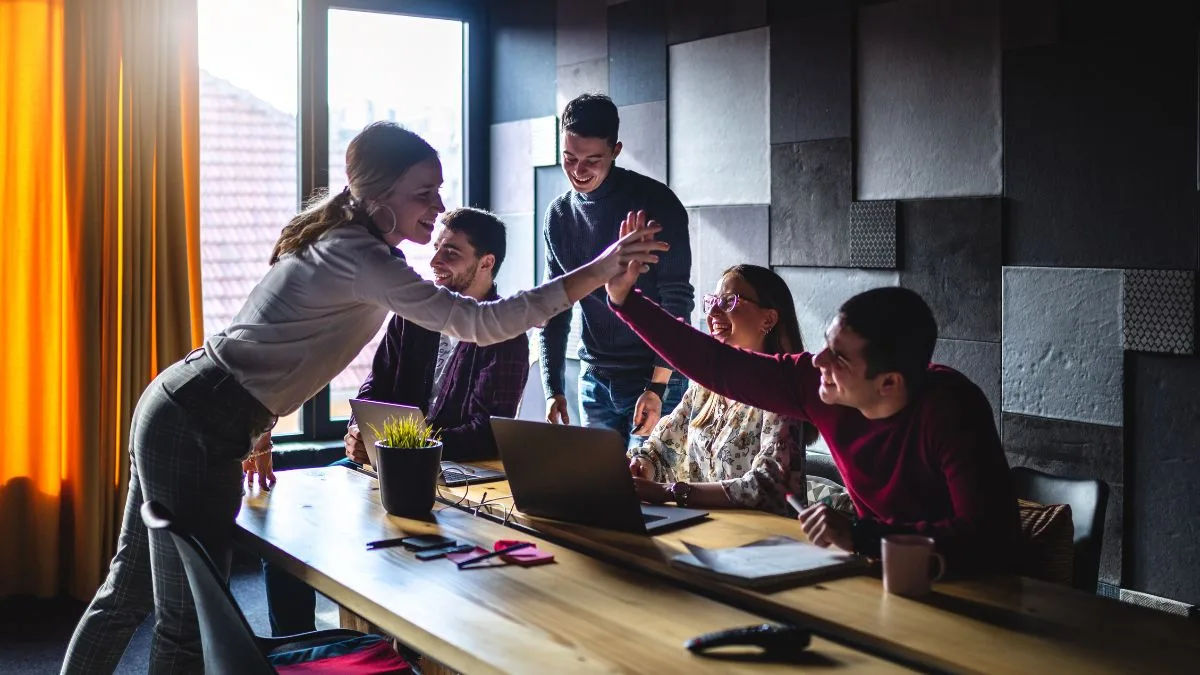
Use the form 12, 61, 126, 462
440, 207, 507, 278
837, 287, 937, 391
561, 93, 619, 146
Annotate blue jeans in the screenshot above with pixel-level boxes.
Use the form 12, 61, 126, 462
578, 367, 688, 449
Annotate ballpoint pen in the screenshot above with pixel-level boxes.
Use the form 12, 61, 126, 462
455, 541, 535, 568
365, 537, 409, 550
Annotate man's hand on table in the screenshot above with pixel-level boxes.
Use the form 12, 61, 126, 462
798, 503, 854, 553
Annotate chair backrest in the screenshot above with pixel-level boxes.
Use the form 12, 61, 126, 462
140, 501, 276, 675
1010, 466, 1109, 593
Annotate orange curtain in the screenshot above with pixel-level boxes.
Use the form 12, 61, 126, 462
0, 0, 202, 600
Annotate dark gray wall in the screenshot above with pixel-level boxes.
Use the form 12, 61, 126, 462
487, 0, 1200, 605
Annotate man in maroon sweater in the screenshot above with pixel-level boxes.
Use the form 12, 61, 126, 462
605, 218, 1019, 576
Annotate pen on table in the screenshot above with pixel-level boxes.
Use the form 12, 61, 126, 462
365, 537, 408, 550
455, 542, 534, 568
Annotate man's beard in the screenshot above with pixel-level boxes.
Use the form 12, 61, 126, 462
445, 267, 477, 295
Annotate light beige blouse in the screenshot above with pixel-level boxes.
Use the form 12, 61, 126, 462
629, 382, 806, 515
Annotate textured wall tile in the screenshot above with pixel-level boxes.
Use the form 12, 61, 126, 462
1122, 270, 1195, 355
1002, 0, 1057, 49
492, 0, 557, 123
530, 115, 559, 167
900, 198, 1002, 342
557, 58, 609, 113
776, 267, 899, 355
496, 212, 537, 294
557, 0, 607, 66
1004, 12, 1197, 269
687, 206, 770, 327
490, 121, 534, 215
933, 339, 1000, 428
617, 100, 667, 183
666, 0, 767, 45
1002, 267, 1124, 426
770, 12, 852, 144
534, 166, 572, 280
608, 0, 667, 106
1130, 354, 1200, 605
849, 200, 896, 269
769, 139, 851, 267
669, 27, 770, 206
856, 0, 1002, 199
1002, 412, 1124, 585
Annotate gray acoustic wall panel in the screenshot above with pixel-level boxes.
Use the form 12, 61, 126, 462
856, 0, 1002, 200
1130, 354, 1200, 605
496, 212, 537, 294
777, 267, 899, 356
669, 27, 770, 207
530, 115, 559, 167
900, 198, 1002, 342
608, 0, 667, 106
557, 58, 609, 113
1122, 270, 1195, 356
687, 205, 770, 328
666, 0, 767, 45
1002, 267, 1124, 427
617, 100, 668, 184
769, 139, 851, 267
849, 200, 896, 269
492, 0, 557, 123
769, 11, 852, 144
534, 166, 572, 280
1002, 412, 1124, 585
1003, 10, 1198, 269
490, 120, 534, 215
557, 0, 607, 66
933, 339, 1000, 428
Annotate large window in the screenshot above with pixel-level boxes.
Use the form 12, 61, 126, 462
198, 0, 474, 441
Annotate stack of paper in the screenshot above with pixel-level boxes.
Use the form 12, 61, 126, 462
672, 536, 867, 589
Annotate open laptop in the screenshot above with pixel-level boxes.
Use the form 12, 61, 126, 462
347, 398, 506, 487
489, 417, 708, 535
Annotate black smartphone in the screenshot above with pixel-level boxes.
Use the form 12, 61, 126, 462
415, 543, 475, 561
399, 535, 456, 552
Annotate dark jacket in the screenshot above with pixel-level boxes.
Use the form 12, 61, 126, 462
355, 291, 530, 461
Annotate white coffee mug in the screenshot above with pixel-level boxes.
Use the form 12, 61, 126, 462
882, 534, 945, 597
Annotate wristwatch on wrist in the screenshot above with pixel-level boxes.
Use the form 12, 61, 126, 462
644, 381, 667, 399
668, 481, 693, 507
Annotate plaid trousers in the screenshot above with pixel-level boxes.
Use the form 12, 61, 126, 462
61, 349, 275, 675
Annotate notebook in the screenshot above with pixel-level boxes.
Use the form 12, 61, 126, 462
671, 536, 868, 590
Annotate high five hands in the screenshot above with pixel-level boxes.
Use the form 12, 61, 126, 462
606, 210, 659, 306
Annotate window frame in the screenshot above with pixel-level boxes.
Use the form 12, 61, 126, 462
269, 0, 486, 442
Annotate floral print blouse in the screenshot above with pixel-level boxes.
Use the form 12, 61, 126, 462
628, 382, 806, 515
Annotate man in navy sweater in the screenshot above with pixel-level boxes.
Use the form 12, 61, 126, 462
538, 93, 694, 446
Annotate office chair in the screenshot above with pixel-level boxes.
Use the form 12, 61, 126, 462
139, 501, 411, 674
1010, 466, 1110, 593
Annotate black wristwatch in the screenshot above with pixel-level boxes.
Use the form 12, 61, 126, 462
644, 381, 667, 399
668, 481, 693, 507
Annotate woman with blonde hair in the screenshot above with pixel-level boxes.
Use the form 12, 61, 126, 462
62, 121, 668, 674
629, 264, 818, 515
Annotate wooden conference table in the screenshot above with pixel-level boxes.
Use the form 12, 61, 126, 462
437, 462, 1200, 675
234, 467, 907, 674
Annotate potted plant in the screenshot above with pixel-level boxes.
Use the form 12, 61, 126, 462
367, 416, 443, 517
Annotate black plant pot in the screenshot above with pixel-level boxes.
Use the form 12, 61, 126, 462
375, 440, 443, 518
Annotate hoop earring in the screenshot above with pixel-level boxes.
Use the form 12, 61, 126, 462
372, 204, 398, 235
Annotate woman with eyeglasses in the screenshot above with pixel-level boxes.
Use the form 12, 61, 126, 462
627, 264, 819, 515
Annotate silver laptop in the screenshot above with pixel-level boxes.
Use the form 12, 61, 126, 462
489, 417, 708, 535
347, 398, 505, 486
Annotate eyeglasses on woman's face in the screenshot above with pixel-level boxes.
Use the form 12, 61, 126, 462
702, 292, 762, 315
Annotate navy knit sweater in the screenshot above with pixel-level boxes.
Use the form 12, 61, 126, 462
537, 166, 694, 396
